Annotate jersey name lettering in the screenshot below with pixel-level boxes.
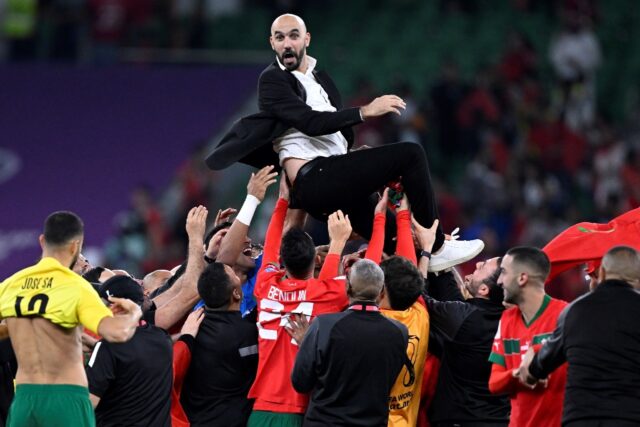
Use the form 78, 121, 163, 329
21, 277, 53, 290
267, 285, 307, 302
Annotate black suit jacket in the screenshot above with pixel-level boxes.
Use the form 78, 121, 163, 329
205, 62, 362, 171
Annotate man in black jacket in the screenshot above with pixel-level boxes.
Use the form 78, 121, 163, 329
290, 259, 408, 427
519, 245, 640, 427
423, 263, 510, 427
206, 13, 484, 272
87, 276, 173, 427
181, 262, 258, 427
412, 218, 510, 426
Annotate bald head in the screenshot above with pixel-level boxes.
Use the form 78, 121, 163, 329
348, 259, 384, 301
600, 246, 640, 288
269, 13, 310, 72
271, 14, 307, 34
143, 269, 172, 294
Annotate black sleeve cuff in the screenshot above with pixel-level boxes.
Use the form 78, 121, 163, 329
178, 334, 196, 351
528, 353, 548, 380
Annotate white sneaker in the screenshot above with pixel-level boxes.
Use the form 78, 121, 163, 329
428, 239, 485, 272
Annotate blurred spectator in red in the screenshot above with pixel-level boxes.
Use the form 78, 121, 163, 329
499, 31, 537, 84
457, 66, 501, 158
527, 113, 587, 174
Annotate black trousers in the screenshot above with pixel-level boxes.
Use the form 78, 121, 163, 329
290, 142, 445, 253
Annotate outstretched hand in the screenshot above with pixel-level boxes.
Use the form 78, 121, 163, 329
516, 347, 548, 390
374, 188, 389, 215
279, 171, 290, 202
108, 296, 142, 320
328, 210, 352, 243
285, 314, 310, 345
214, 208, 237, 226
398, 194, 410, 212
248, 165, 278, 201
181, 307, 205, 338
186, 205, 208, 240
411, 216, 439, 252
360, 95, 406, 119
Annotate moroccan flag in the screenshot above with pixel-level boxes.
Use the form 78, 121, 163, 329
543, 208, 640, 281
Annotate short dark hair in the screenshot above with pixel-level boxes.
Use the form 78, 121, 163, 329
204, 221, 232, 248
507, 246, 550, 280
197, 262, 233, 309
380, 256, 423, 310
483, 257, 504, 304
43, 211, 83, 246
280, 228, 315, 279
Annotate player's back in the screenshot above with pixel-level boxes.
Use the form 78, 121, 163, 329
0, 257, 107, 386
249, 269, 348, 413
7, 317, 85, 385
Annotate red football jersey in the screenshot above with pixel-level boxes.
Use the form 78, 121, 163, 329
248, 197, 349, 413
489, 295, 568, 427
249, 266, 348, 413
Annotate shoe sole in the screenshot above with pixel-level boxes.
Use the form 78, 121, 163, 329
427, 241, 485, 273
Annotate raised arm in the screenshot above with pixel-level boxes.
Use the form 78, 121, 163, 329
412, 216, 439, 280
260, 176, 290, 270
364, 189, 387, 264
396, 195, 417, 265
319, 210, 352, 280
217, 166, 278, 266
153, 206, 208, 330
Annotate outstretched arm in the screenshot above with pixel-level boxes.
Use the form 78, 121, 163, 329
364, 189, 387, 265
412, 216, 439, 279
260, 176, 290, 274
259, 70, 405, 136
154, 206, 208, 330
319, 210, 352, 280
396, 195, 417, 265
217, 166, 278, 266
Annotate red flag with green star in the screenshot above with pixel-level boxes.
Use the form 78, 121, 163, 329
543, 208, 640, 281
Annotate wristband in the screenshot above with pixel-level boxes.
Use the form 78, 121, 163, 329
236, 195, 261, 226
419, 250, 432, 259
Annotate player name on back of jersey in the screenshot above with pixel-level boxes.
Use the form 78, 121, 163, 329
22, 277, 54, 290
267, 285, 307, 302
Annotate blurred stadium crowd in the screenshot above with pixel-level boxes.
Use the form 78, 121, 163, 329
3, 0, 640, 301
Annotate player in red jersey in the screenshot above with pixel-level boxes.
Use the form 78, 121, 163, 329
488, 247, 568, 427
246, 175, 353, 427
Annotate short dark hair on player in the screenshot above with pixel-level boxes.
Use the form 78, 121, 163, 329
43, 211, 84, 246
280, 228, 316, 279
507, 246, 551, 280
204, 221, 232, 248
197, 262, 233, 309
483, 257, 504, 304
380, 256, 424, 311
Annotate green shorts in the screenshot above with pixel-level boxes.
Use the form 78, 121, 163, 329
7, 384, 95, 427
247, 410, 304, 427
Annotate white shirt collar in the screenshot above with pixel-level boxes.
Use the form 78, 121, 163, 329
275, 54, 317, 75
